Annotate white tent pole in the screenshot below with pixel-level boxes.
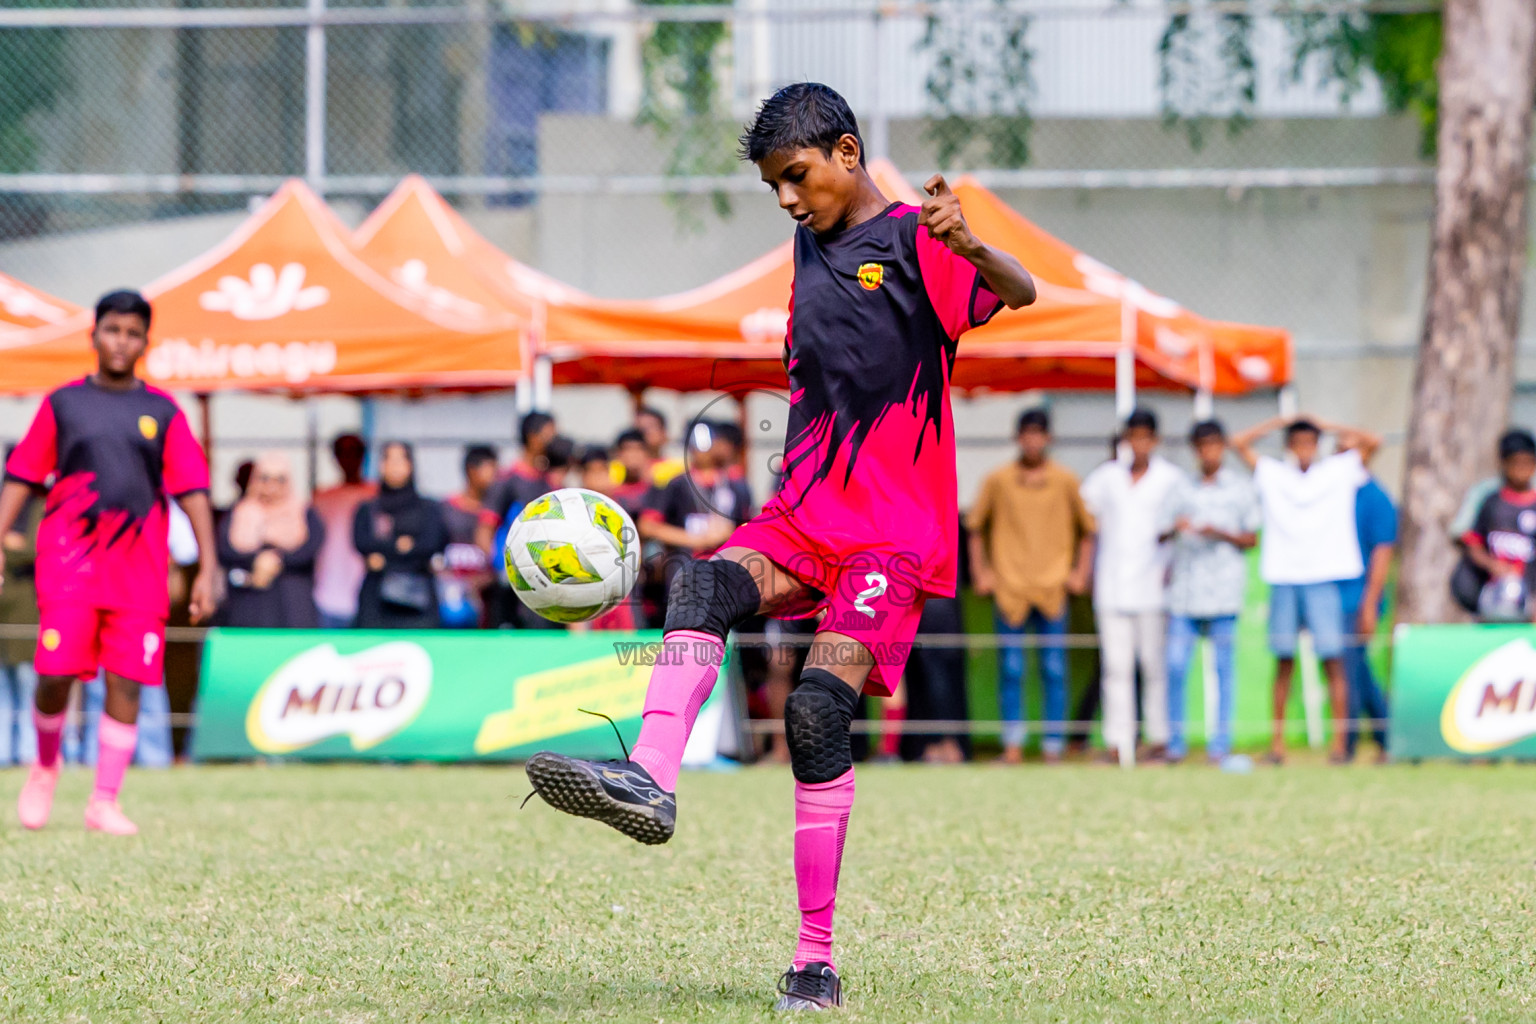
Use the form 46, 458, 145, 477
1115, 296, 1136, 418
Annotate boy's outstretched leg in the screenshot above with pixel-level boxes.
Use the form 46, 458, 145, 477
775, 667, 859, 1012
525, 557, 765, 843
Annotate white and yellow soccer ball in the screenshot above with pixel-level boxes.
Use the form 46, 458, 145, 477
503, 487, 640, 623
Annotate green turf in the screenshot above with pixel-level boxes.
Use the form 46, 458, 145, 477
1, 761, 1534, 1023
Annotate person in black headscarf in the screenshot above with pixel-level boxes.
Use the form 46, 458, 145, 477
353, 441, 449, 629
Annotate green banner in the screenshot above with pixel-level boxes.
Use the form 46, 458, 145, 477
1390, 623, 1536, 759
192, 629, 718, 762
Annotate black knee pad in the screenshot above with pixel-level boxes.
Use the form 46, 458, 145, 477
662, 557, 763, 640
784, 668, 860, 784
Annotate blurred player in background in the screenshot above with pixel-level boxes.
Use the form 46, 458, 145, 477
0, 290, 220, 835
525, 83, 1035, 1011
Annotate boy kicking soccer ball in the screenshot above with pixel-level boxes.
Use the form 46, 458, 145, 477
525, 83, 1035, 1011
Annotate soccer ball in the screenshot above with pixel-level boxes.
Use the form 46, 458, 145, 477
1477, 575, 1530, 623
503, 487, 640, 623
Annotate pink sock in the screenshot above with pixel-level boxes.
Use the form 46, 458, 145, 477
793, 768, 856, 970
629, 630, 722, 792
33, 707, 65, 770
92, 715, 138, 803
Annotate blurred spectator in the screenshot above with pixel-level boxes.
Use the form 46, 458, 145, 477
1080, 409, 1183, 762
967, 408, 1093, 764
578, 444, 613, 494
478, 412, 559, 628
611, 429, 652, 500
1457, 429, 1536, 622
636, 405, 685, 487
0, 472, 41, 765
544, 435, 576, 488
1336, 432, 1396, 763
1162, 421, 1259, 765
639, 419, 751, 589
1233, 415, 1379, 764
438, 446, 499, 629
354, 442, 449, 630
901, 522, 972, 764
312, 434, 377, 629
217, 454, 325, 629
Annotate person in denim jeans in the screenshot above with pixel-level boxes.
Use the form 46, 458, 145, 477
0, 483, 41, 765
967, 409, 1094, 762
1162, 421, 1259, 764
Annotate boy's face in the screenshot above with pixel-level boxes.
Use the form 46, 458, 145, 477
1287, 431, 1320, 470
466, 459, 497, 492
1017, 425, 1050, 463
91, 311, 149, 377
1194, 436, 1226, 474
1504, 452, 1536, 490
756, 137, 863, 235
1124, 425, 1158, 462
581, 460, 611, 492
616, 439, 650, 479
636, 415, 665, 454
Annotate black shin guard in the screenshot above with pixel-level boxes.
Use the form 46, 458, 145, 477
662, 557, 762, 640
784, 668, 859, 784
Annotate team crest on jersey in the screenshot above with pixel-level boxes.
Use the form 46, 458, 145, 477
138, 415, 158, 440
857, 263, 884, 290
41, 629, 61, 651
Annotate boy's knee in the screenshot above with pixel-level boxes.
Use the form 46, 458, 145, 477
784, 668, 859, 784
662, 558, 762, 640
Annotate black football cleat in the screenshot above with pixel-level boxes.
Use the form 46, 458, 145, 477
525, 752, 676, 845
774, 962, 844, 1012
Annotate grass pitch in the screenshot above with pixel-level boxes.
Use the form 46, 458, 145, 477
1, 760, 1534, 1023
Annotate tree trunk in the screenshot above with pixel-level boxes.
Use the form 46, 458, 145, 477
1396, 0, 1536, 624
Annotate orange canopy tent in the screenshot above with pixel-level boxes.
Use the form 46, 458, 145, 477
0, 181, 528, 396
354, 174, 581, 332
0, 272, 79, 346
537, 161, 1289, 397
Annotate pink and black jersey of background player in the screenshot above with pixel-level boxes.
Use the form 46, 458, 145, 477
4, 378, 210, 619
760, 202, 1002, 597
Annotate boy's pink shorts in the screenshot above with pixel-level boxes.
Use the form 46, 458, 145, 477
726, 512, 934, 698
34, 603, 166, 686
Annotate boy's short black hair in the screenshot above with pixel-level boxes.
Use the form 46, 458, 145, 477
1285, 419, 1322, 442
94, 289, 152, 329
519, 411, 554, 448
1189, 419, 1226, 445
1124, 408, 1159, 434
1499, 429, 1536, 460
739, 82, 865, 167
614, 428, 646, 449
636, 406, 667, 431
332, 433, 365, 457
578, 444, 609, 467
710, 420, 744, 452
463, 445, 498, 473
544, 435, 575, 471
1016, 408, 1050, 435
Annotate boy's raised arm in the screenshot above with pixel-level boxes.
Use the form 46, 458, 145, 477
919, 176, 1036, 309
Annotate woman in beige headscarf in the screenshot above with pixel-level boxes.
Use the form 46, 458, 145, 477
216, 453, 325, 628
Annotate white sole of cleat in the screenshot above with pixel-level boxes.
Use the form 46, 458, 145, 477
525, 753, 675, 845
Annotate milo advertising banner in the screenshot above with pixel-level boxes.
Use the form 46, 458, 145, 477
192, 629, 729, 762
1391, 624, 1536, 759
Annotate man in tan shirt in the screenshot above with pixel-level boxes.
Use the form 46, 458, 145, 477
967, 408, 1095, 763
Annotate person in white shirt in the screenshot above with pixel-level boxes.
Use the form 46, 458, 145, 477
1080, 408, 1187, 762
1231, 415, 1380, 765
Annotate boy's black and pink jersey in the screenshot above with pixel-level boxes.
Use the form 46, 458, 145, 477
760, 202, 1001, 597
1464, 487, 1536, 580
4, 377, 209, 618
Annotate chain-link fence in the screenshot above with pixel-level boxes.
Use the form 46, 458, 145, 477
0, 2, 1441, 220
